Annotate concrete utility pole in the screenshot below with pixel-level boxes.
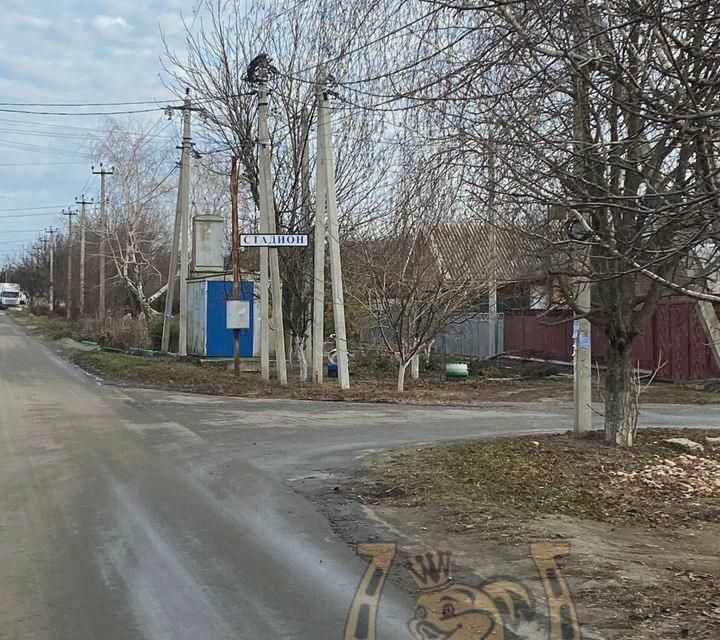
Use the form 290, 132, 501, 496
61, 208, 77, 320
230, 156, 241, 378
312, 89, 327, 385
161, 155, 184, 353
46, 227, 56, 312
75, 195, 93, 316
161, 89, 196, 356
487, 133, 498, 359
317, 73, 350, 390
300, 107, 313, 380
570, 2, 593, 434
178, 93, 192, 357
574, 273, 593, 433
92, 163, 114, 323
249, 53, 288, 385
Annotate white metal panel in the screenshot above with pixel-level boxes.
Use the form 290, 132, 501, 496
187, 279, 207, 355
193, 215, 225, 272
226, 300, 251, 329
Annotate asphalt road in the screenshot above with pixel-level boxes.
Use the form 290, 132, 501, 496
1, 310, 719, 640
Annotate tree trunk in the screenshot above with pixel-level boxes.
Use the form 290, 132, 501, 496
294, 334, 308, 383
397, 359, 409, 392
604, 338, 638, 447
410, 354, 420, 379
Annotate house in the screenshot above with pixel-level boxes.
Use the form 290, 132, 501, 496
420, 221, 554, 311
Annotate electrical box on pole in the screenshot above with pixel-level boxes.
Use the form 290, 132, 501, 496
226, 300, 251, 329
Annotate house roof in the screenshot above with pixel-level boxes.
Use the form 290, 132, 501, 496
423, 222, 545, 286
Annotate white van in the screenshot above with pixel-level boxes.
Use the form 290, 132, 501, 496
0, 283, 22, 309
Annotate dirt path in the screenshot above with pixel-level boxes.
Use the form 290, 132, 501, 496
305, 431, 720, 640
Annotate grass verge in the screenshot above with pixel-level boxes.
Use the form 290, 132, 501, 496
351, 429, 720, 526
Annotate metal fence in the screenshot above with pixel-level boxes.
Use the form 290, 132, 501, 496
433, 313, 504, 359
357, 313, 504, 360
504, 300, 720, 381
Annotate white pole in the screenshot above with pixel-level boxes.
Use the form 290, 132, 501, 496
312, 82, 327, 385
48, 228, 55, 312
178, 91, 192, 357
257, 81, 288, 386
161, 159, 183, 353
258, 179, 271, 381
574, 276, 592, 432
320, 80, 350, 390
487, 137, 498, 358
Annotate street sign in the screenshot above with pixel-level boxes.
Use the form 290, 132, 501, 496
240, 234, 308, 247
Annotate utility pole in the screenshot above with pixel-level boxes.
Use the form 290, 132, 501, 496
574, 276, 592, 432
46, 227, 56, 312
62, 208, 77, 320
75, 194, 93, 316
300, 107, 312, 380
161, 156, 183, 353
312, 87, 327, 384
317, 73, 350, 390
487, 132, 498, 359
161, 89, 196, 356
92, 163, 114, 323
231, 156, 241, 378
248, 53, 288, 385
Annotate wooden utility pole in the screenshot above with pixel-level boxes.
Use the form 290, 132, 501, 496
249, 53, 288, 385
312, 90, 327, 385
230, 156, 241, 378
317, 73, 350, 390
61, 208, 77, 320
75, 194, 93, 316
92, 163, 114, 323
46, 227, 56, 313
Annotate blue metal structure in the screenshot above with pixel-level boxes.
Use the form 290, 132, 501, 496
188, 278, 255, 357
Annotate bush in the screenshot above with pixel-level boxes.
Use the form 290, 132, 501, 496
422, 351, 443, 372
354, 348, 395, 373
150, 317, 178, 352
97, 315, 151, 350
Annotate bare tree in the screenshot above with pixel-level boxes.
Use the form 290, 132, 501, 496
325, 0, 720, 445
91, 120, 177, 322
162, 0, 392, 378
350, 157, 485, 392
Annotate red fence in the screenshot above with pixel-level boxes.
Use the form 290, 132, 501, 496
504, 299, 720, 381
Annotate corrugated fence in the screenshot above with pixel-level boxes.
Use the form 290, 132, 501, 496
504, 299, 720, 381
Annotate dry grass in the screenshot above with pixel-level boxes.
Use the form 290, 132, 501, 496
349, 429, 720, 526
67, 348, 720, 407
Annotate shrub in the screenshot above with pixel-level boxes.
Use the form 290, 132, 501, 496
98, 315, 152, 350
149, 317, 179, 352
354, 348, 395, 373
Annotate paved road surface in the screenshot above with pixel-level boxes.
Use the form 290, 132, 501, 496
1, 311, 718, 639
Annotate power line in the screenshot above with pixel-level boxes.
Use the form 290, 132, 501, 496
0, 117, 176, 139
0, 99, 183, 107
0, 212, 66, 220
0, 107, 165, 116
0, 161, 89, 167
0, 205, 69, 212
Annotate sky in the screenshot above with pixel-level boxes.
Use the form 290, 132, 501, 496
0, 0, 202, 263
